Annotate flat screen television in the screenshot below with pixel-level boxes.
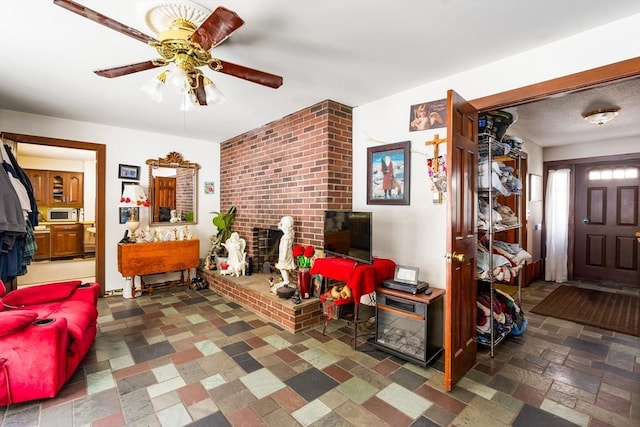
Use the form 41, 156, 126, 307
323, 211, 373, 264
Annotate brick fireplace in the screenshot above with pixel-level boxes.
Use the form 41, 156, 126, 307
199, 99, 354, 332
220, 99, 353, 262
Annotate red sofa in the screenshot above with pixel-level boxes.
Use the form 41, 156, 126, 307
0, 279, 99, 405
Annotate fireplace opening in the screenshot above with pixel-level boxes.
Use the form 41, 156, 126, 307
252, 227, 283, 272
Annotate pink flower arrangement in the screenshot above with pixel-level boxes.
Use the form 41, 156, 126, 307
292, 245, 315, 268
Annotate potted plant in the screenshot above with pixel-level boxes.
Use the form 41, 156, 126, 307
207, 206, 236, 270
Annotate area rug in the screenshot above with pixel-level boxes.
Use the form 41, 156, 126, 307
530, 285, 640, 337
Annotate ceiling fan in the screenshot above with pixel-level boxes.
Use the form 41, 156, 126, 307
53, 0, 283, 107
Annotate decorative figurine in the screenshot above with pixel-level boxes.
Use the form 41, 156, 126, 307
220, 232, 247, 277
273, 216, 295, 291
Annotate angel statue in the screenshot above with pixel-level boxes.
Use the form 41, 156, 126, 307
220, 232, 247, 277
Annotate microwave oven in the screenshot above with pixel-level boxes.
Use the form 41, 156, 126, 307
47, 208, 78, 222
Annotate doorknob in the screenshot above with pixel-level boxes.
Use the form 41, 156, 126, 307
582, 217, 589, 224
445, 252, 465, 262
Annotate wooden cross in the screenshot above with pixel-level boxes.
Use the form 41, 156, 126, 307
425, 134, 446, 172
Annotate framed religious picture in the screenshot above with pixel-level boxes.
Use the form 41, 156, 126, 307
367, 141, 410, 205
409, 99, 447, 132
118, 164, 140, 180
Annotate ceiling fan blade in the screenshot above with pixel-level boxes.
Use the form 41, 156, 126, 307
53, 0, 158, 45
212, 60, 283, 89
193, 74, 207, 106
94, 61, 161, 78
190, 6, 245, 51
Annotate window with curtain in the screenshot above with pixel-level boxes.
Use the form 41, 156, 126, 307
544, 168, 571, 283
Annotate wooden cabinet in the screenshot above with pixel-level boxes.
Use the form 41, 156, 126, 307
49, 171, 83, 206
34, 232, 51, 260
25, 169, 83, 206
25, 169, 48, 206
118, 240, 200, 295
50, 224, 83, 258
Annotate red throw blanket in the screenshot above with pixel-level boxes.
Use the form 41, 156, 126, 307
310, 257, 396, 302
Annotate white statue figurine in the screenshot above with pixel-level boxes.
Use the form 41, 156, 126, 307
220, 232, 247, 277
274, 216, 295, 289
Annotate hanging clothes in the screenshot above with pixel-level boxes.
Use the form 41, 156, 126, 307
0, 142, 39, 287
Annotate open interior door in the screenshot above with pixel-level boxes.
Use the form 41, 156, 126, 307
444, 90, 478, 391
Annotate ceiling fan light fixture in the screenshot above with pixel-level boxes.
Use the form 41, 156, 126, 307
180, 92, 199, 112
582, 107, 621, 126
141, 71, 167, 102
204, 78, 224, 105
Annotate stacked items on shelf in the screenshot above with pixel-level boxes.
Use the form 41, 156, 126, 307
477, 109, 528, 355
478, 159, 523, 196
476, 285, 527, 346
477, 236, 532, 281
478, 198, 519, 231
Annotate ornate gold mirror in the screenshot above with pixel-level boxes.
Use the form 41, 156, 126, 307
146, 152, 200, 226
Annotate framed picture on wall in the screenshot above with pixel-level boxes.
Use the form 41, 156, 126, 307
119, 207, 139, 224
367, 141, 411, 205
118, 164, 140, 180
409, 99, 447, 132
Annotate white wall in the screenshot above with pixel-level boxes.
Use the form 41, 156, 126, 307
353, 14, 640, 289
0, 110, 220, 292
544, 136, 638, 162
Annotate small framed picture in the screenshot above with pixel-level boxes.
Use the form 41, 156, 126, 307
119, 207, 139, 224
118, 164, 140, 180
204, 181, 215, 194
367, 141, 411, 205
409, 99, 447, 132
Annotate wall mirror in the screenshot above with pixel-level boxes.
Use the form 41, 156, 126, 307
146, 152, 200, 226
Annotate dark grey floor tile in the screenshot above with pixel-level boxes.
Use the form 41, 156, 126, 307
410, 416, 441, 427
219, 320, 254, 336
512, 403, 580, 427
543, 362, 601, 394
233, 352, 263, 373
112, 307, 145, 319
125, 332, 149, 350
591, 360, 640, 380
187, 410, 231, 427
285, 367, 338, 402
563, 336, 610, 357
388, 367, 427, 391
181, 296, 208, 305
130, 341, 176, 363
222, 341, 252, 356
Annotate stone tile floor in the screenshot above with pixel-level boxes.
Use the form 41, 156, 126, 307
0, 280, 638, 426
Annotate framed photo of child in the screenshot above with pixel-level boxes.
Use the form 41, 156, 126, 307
367, 141, 410, 205
409, 99, 447, 131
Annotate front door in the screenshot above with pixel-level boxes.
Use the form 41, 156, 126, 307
444, 90, 478, 391
574, 159, 640, 286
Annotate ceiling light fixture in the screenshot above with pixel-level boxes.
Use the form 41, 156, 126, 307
140, 16, 225, 111
582, 107, 621, 126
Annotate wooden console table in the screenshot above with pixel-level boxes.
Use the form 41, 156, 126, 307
117, 240, 200, 296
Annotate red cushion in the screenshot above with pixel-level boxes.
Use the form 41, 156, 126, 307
0, 311, 38, 337
0, 279, 6, 297
2, 280, 82, 308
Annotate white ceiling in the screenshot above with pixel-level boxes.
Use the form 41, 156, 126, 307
1, 0, 639, 147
